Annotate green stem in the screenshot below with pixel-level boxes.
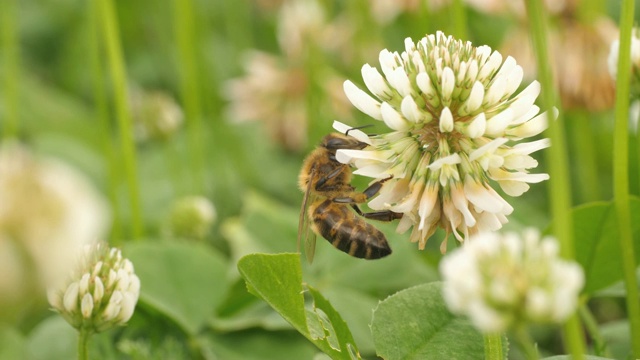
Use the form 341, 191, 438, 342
613, 0, 640, 357
578, 303, 610, 357
568, 112, 601, 202
1, 0, 19, 140
88, 0, 123, 243
483, 333, 504, 360
174, 0, 206, 194
524, 0, 586, 358
98, 0, 145, 239
514, 326, 538, 360
77, 329, 91, 360
577, 0, 604, 23
450, 0, 468, 40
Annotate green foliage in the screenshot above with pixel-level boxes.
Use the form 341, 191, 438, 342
123, 241, 229, 336
371, 282, 490, 360
568, 198, 640, 294
238, 253, 360, 359
3, 0, 639, 359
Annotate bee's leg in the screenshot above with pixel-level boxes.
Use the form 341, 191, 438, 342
332, 176, 394, 204
362, 175, 394, 199
351, 205, 403, 222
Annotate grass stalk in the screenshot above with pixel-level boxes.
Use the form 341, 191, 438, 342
450, 0, 468, 40
523, 0, 586, 358
98, 0, 145, 239
174, 0, 206, 194
612, 0, 640, 356
1, 0, 20, 140
88, 0, 123, 242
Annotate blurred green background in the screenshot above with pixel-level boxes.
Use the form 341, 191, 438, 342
1, 0, 638, 359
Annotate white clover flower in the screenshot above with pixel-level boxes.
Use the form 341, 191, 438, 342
167, 195, 217, 240
48, 242, 140, 333
336, 32, 552, 251
439, 229, 584, 333
0, 143, 108, 316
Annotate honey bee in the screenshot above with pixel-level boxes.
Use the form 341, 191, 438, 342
298, 131, 402, 262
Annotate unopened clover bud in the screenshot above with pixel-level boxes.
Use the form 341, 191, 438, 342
440, 229, 584, 333
168, 195, 217, 240
48, 242, 140, 333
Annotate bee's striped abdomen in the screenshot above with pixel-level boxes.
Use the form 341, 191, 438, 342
311, 199, 391, 259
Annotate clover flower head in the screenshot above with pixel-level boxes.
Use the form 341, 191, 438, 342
336, 32, 552, 251
440, 229, 584, 333
168, 195, 217, 240
48, 242, 140, 333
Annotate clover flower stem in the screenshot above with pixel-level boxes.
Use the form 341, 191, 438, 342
613, 0, 640, 356
578, 303, 610, 358
77, 328, 91, 360
524, 0, 586, 358
174, 0, 207, 194
98, 0, 145, 239
1, 0, 19, 140
568, 112, 601, 202
514, 325, 539, 360
483, 333, 504, 360
89, 1, 123, 243
450, 0, 468, 40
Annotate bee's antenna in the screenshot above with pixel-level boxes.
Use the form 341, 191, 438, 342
345, 124, 374, 137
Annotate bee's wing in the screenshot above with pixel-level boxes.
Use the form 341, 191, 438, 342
298, 167, 317, 264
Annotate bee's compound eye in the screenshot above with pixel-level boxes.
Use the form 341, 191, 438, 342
324, 137, 350, 150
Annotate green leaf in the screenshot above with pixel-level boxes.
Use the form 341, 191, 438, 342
0, 325, 25, 360
600, 319, 633, 360
25, 317, 75, 360
570, 198, 640, 294
124, 240, 229, 335
371, 282, 489, 360
237, 253, 360, 359
203, 329, 317, 360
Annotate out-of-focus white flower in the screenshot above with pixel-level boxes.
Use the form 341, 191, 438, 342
336, 32, 551, 251
278, 0, 326, 59
440, 229, 584, 333
130, 88, 184, 142
224, 51, 351, 151
0, 143, 108, 316
167, 195, 217, 240
608, 27, 640, 81
501, 17, 618, 111
48, 242, 140, 333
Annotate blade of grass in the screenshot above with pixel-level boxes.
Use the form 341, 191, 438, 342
174, 0, 206, 194
524, 0, 586, 358
450, 0, 468, 40
1, 0, 20, 140
612, 0, 640, 356
97, 0, 145, 239
88, 0, 123, 243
